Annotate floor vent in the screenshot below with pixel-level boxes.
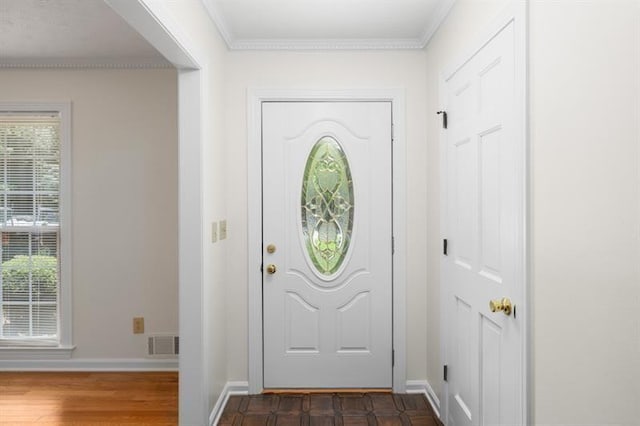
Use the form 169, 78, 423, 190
148, 335, 179, 357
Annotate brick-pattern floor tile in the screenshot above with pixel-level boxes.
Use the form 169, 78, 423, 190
398, 395, 431, 413
373, 414, 404, 426
406, 415, 440, 426
246, 395, 279, 414
278, 395, 305, 413
340, 415, 370, 426
338, 394, 370, 414
274, 414, 305, 425
241, 413, 273, 426
309, 415, 336, 426
309, 394, 335, 415
369, 394, 400, 413
225, 396, 244, 413
218, 410, 240, 425
218, 392, 441, 426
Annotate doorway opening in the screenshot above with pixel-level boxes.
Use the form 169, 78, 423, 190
247, 89, 408, 394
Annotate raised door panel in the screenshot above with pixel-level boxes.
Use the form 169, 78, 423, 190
285, 292, 319, 353
479, 128, 503, 284
481, 315, 502, 426
336, 291, 371, 353
451, 297, 474, 425
453, 138, 476, 271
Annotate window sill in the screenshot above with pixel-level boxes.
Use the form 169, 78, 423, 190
0, 345, 76, 360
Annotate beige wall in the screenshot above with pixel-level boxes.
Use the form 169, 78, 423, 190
223, 50, 429, 382
0, 68, 179, 359
530, 1, 640, 423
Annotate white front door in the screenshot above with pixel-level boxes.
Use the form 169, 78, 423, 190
262, 101, 393, 388
442, 17, 524, 426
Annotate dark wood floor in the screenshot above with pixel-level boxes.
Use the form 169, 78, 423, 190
219, 393, 442, 426
0, 372, 178, 425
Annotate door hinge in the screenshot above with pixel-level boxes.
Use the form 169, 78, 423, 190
391, 122, 394, 142
392, 236, 395, 255
437, 111, 448, 129
443, 239, 448, 256
392, 349, 395, 367
444, 365, 448, 382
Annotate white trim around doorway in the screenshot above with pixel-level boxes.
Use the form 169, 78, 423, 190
247, 89, 408, 394
104, 1, 207, 424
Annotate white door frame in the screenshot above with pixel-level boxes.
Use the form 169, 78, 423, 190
248, 89, 407, 394
103, 1, 209, 424
439, 2, 530, 425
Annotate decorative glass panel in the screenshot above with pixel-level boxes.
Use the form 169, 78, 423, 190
301, 136, 354, 275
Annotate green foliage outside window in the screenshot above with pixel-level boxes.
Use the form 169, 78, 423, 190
2, 255, 58, 297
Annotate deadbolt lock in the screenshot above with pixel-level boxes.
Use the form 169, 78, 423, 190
266, 244, 276, 254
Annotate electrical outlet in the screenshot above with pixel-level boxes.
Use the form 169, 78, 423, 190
133, 317, 145, 334
211, 222, 218, 243
219, 220, 227, 240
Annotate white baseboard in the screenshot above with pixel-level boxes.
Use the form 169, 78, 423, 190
0, 345, 75, 360
406, 380, 441, 419
210, 381, 249, 426
0, 358, 178, 371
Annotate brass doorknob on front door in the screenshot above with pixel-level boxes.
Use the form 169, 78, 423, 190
266, 264, 277, 275
489, 297, 512, 316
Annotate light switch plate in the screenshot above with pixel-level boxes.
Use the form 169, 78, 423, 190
220, 220, 227, 240
211, 222, 218, 243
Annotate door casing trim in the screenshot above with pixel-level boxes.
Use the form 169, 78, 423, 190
248, 89, 407, 394
438, 1, 529, 424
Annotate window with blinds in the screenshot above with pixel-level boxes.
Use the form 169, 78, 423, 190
0, 113, 61, 346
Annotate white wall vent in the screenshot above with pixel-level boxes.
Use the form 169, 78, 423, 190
148, 335, 179, 357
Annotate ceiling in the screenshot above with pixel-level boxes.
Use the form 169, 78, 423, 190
203, 0, 456, 50
0, 0, 171, 67
0, 0, 455, 67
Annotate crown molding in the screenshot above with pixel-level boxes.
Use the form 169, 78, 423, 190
202, 0, 235, 48
230, 38, 425, 51
420, 0, 457, 47
201, 0, 457, 51
0, 57, 173, 69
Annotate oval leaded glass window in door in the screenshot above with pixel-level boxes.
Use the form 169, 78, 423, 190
301, 136, 354, 276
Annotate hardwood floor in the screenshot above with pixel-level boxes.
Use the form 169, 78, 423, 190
219, 393, 442, 426
0, 372, 178, 425
0, 373, 441, 426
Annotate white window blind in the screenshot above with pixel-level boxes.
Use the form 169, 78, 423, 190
0, 113, 60, 346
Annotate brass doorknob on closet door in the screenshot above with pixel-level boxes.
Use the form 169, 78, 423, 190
489, 297, 512, 316
266, 264, 277, 275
